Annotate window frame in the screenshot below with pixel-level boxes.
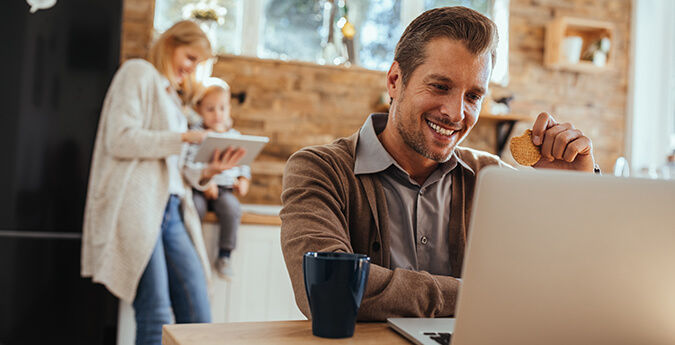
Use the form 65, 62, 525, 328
155, 0, 509, 84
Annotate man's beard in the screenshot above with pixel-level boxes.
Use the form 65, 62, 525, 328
394, 100, 456, 163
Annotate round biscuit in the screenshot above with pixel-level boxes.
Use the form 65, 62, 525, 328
509, 129, 541, 166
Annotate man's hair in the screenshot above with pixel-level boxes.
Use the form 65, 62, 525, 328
394, 6, 499, 86
147, 20, 212, 103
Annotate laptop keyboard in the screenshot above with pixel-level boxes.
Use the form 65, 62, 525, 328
423, 332, 452, 345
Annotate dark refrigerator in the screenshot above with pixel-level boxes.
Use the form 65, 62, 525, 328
0, 1, 123, 344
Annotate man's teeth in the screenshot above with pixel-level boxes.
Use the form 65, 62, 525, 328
427, 121, 455, 136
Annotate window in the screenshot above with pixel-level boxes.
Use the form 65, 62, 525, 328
628, 0, 675, 175
154, 0, 241, 55
154, 0, 508, 84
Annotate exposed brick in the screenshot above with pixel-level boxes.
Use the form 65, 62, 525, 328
121, 0, 631, 203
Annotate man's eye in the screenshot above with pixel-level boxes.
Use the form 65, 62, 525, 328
432, 84, 448, 91
467, 94, 482, 103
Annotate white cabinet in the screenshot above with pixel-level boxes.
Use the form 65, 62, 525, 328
117, 206, 305, 345
203, 221, 306, 323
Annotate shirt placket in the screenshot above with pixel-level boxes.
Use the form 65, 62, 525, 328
416, 185, 429, 269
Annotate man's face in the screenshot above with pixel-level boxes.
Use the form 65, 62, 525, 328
386, 38, 492, 163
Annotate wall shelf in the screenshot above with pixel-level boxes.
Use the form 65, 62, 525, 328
479, 113, 533, 156
545, 17, 615, 73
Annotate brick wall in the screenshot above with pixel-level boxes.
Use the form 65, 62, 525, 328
121, 0, 630, 204
502, 0, 630, 174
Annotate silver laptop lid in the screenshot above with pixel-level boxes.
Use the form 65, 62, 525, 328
452, 167, 675, 345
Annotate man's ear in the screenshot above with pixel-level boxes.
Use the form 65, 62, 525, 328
386, 61, 401, 100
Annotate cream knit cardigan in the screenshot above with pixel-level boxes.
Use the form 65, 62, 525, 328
81, 59, 211, 303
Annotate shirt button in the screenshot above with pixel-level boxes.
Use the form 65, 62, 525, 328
420, 236, 428, 245
419, 188, 425, 196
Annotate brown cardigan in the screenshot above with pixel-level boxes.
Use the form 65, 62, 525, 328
280, 131, 511, 321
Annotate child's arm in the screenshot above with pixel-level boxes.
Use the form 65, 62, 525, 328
234, 177, 250, 197
234, 164, 252, 196
203, 182, 219, 200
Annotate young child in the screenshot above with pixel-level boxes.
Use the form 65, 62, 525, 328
184, 78, 251, 281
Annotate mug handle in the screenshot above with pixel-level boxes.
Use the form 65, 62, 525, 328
352, 259, 370, 306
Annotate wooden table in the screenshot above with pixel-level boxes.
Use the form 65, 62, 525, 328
162, 320, 410, 345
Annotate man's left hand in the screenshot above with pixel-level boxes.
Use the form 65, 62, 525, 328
530, 112, 595, 172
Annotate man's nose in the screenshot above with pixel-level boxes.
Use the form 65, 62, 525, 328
439, 94, 465, 122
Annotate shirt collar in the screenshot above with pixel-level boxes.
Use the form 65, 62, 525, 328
354, 114, 395, 175
455, 153, 475, 175
354, 113, 472, 176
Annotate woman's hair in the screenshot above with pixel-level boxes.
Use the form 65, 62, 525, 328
394, 6, 499, 86
147, 20, 212, 104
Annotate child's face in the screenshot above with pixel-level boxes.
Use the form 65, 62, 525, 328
197, 90, 232, 132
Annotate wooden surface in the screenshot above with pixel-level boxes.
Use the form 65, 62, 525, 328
162, 320, 410, 345
203, 211, 282, 226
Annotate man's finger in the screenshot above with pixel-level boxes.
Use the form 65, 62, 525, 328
531, 112, 557, 146
562, 136, 592, 163
550, 128, 583, 161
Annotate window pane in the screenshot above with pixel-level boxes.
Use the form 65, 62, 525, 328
424, 0, 493, 17
259, 0, 323, 62
154, 0, 241, 55
351, 0, 402, 71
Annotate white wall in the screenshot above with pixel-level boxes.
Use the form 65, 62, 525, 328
628, 0, 675, 176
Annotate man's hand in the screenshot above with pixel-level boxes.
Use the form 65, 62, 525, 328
530, 112, 595, 172
204, 183, 219, 200
234, 177, 250, 197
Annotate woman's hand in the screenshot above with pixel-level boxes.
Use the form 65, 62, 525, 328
181, 130, 209, 144
199, 147, 247, 182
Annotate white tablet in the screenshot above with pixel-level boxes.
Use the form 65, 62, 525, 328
193, 133, 269, 166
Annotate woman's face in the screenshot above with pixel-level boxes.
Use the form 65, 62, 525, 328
170, 45, 204, 85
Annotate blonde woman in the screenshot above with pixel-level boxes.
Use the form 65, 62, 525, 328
81, 21, 244, 345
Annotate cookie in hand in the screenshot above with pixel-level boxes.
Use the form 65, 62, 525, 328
509, 129, 541, 166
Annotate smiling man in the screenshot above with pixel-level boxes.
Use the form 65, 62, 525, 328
280, 6, 595, 321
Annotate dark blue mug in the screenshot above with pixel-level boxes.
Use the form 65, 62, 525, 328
303, 252, 370, 338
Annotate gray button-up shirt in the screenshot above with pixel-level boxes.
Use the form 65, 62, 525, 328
354, 114, 473, 276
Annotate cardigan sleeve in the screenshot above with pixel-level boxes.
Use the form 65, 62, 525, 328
101, 60, 184, 160
280, 147, 461, 321
182, 141, 212, 191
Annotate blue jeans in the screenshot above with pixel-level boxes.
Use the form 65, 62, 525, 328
133, 195, 211, 345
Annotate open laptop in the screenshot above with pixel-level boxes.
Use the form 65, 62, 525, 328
389, 167, 675, 345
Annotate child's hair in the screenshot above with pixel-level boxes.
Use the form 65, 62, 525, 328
147, 21, 212, 104
194, 77, 233, 129
194, 77, 231, 108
